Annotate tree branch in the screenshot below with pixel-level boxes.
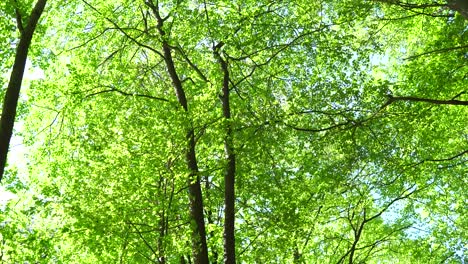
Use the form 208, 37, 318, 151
85, 86, 170, 102
426, 149, 468, 162
405, 45, 468, 60
383, 94, 468, 107
172, 45, 209, 83
129, 221, 158, 259
82, 0, 165, 59
375, 0, 447, 9
13, 0, 24, 34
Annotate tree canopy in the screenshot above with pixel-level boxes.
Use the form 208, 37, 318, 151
0, 0, 466, 263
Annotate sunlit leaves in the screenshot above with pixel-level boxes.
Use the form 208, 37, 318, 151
0, 0, 467, 262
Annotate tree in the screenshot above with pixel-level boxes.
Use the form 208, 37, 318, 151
0, 0, 466, 263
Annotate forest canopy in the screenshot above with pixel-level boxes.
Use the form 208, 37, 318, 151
0, 0, 467, 263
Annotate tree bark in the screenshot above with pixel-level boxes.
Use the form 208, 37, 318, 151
214, 43, 237, 264
0, 0, 48, 182
164, 40, 209, 264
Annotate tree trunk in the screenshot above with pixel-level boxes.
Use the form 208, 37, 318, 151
144, 1, 209, 262
0, 0, 48, 182
162, 41, 208, 263
214, 43, 236, 264
206, 174, 218, 263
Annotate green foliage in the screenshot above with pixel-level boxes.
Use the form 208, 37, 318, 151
0, 0, 466, 262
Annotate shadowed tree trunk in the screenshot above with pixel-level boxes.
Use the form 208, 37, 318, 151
0, 0, 48, 182
214, 43, 237, 264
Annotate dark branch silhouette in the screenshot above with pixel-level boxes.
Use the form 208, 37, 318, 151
382, 94, 468, 108
85, 86, 170, 102
0, 0, 48, 182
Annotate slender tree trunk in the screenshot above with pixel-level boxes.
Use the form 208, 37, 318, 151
185, 129, 209, 264
348, 216, 365, 264
0, 0, 48, 182
145, 2, 208, 262
164, 40, 208, 264
162, 39, 208, 264
206, 175, 218, 263
158, 210, 166, 264
214, 43, 236, 264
